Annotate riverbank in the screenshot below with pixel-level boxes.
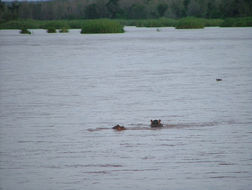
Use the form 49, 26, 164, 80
0, 17, 251, 31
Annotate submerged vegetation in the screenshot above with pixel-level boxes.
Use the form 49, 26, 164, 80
80, 19, 124, 34
20, 28, 31, 34
47, 27, 56, 33
59, 27, 69, 33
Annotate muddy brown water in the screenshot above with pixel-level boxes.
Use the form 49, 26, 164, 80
0, 27, 252, 190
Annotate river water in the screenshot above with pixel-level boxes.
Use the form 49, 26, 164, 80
0, 27, 252, 190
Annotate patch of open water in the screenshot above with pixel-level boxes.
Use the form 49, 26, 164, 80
0, 27, 252, 190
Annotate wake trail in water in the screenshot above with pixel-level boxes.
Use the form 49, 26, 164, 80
87, 121, 238, 132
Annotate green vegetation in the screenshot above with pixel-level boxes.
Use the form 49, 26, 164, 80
0, 17, 251, 31
47, 27, 56, 33
204, 19, 224, 27
0, 19, 40, 29
176, 17, 205, 29
118, 18, 177, 27
20, 28, 31, 34
67, 20, 86, 29
0, 20, 80, 30
175, 17, 225, 29
41, 21, 69, 30
119, 17, 224, 28
80, 19, 124, 34
221, 17, 252, 27
59, 27, 69, 33
1, 0, 252, 21
1, 0, 252, 31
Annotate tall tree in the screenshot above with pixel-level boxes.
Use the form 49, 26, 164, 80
1, 0, 252, 21
85, 4, 100, 19
187, 0, 202, 17
106, 0, 122, 18
157, 3, 168, 17
127, 3, 147, 19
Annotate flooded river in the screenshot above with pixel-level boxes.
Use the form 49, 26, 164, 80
0, 27, 252, 190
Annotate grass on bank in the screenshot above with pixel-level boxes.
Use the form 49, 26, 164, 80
80, 19, 124, 34
221, 17, 252, 27
59, 27, 69, 33
118, 17, 223, 28
118, 18, 177, 27
175, 17, 205, 29
0, 19, 40, 29
0, 17, 251, 31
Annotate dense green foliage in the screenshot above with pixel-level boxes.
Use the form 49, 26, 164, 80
80, 19, 124, 34
176, 17, 204, 29
1, 0, 252, 22
1, 17, 252, 30
59, 27, 69, 33
47, 27, 56, 33
20, 28, 31, 34
203, 19, 223, 27
119, 18, 177, 27
221, 17, 252, 27
0, 19, 40, 29
0, 20, 80, 29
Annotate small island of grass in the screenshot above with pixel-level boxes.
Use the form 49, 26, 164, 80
80, 19, 124, 34
59, 27, 69, 33
47, 27, 57, 33
20, 28, 31, 34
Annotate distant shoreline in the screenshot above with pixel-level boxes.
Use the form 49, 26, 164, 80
0, 17, 252, 31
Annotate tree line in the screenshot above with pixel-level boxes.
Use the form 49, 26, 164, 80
1, 0, 252, 22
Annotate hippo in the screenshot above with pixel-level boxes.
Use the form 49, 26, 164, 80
150, 120, 163, 128
112, 124, 126, 131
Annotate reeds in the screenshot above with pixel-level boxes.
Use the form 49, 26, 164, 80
20, 28, 31, 34
175, 17, 205, 29
41, 21, 69, 30
117, 18, 176, 27
204, 19, 224, 27
0, 17, 251, 31
59, 27, 69, 33
221, 17, 252, 27
47, 27, 56, 33
118, 17, 223, 28
81, 19, 124, 34
0, 19, 40, 29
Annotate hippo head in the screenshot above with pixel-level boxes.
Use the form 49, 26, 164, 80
112, 124, 126, 131
150, 120, 163, 127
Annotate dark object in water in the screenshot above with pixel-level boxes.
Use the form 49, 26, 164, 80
216, 79, 222, 81
20, 28, 31, 34
150, 120, 163, 127
112, 125, 126, 131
